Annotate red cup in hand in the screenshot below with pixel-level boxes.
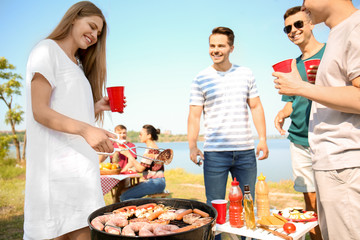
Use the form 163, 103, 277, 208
211, 199, 228, 224
272, 59, 292, 73
107, 86, 125, 113
304, 59, 320, 84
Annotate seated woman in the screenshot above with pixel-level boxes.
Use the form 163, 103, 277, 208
119, 124, 165, 201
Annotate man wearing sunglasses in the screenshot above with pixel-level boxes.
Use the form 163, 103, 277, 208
274, 1, 360, 239
274, 6, 325, 240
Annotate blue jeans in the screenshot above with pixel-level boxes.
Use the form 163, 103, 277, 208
204, 150, 257, 205
206, 150, 256, 240
120, 177, 166, 201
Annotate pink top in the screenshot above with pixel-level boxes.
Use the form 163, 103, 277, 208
140, 149, 165, 179
110, 142, 137, 169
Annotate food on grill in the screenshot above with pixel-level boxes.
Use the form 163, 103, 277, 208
183, 213, 202, 224
147, 210, 165, 221
175, 209, 192, 220
129, 218, 150, 223
156, 149, 173, 164
153, 224, 179, 235
91, 214, 128, 232
173, 225, 197, 233
193, 216, 213, 226
158, 211, 177, 220
91, 203, 213, 236
193, 208, 210, 218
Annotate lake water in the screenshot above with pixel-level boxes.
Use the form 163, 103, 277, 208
10, 138, 293, 182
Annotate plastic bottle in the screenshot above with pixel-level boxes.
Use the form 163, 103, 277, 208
243, 184, 256, 230
255, 172, 270, 218
228, 178, 244, 228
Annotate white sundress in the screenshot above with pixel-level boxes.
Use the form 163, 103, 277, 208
24, 39, 105, 239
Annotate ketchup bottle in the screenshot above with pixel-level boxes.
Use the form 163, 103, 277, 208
229, 178, 244, 228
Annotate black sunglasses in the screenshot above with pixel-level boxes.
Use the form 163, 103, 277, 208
283, 20, 305, 34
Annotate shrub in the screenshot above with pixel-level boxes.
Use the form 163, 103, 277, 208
0, 158, 25, 179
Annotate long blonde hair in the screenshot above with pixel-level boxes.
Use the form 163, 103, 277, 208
47, 1, 107, 123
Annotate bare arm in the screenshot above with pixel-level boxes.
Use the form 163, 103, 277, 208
187, 105, 204, 165
247, 96, 269, 160
274, 59, 360, 114
31, 73, 115, 152
120, 150, 146, 173
98, 155, 108, 163
274, 102, 293, 135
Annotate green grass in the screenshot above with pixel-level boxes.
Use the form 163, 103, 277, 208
1, 163, 306, 240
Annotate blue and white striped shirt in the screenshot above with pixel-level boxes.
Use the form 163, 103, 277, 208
189, 64, 259, 151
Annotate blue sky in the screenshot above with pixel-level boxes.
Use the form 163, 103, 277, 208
1, 0, 359, 135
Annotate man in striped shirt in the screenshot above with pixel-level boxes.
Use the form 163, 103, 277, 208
187, 27, 269, 209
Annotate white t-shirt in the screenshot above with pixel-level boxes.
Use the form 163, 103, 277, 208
189, 64, 259, 151
24, 39, 105, 239
309, 11, 360, 170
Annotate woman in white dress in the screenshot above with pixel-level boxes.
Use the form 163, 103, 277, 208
24, 2, 117, 239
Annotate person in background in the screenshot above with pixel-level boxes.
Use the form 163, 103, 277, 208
119, 125, 165, 201
274, 6, 324, 240
23, 2, 117, 240
99, 124, 137, 169
187, 27, 269, 240
274, 1, 360, 239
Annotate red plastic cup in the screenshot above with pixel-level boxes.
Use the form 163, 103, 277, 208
304, 59, 320, 84
211, 199, 228, 224
107, 86, 125, 113
272, 59, 292, 73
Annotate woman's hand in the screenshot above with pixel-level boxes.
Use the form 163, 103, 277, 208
94, 96, 111, 115
95, 96, 127, 115
80, 125, 116, 153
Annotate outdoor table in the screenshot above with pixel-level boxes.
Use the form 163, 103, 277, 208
100, 174, 141, 203
216, 220, 318, 240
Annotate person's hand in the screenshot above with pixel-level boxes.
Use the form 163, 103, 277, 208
189, 147, 204, 166
273, 59, 308, 96
274, 111, 287, 135
81, 126, 117, 153
94, 96, 111, 115
94, 96, 127, 114
256, 139, 269, 160
116, 145, 132, 158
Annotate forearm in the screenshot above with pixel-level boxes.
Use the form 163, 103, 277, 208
299, 84, 360, 114
187, 117, 200, 149
250, 104, 267, 140
280, 102, 293, 118
128, 156, 145, 173
33, 105, 91, 137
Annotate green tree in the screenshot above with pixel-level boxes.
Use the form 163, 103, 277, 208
0, 57, 24, 163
